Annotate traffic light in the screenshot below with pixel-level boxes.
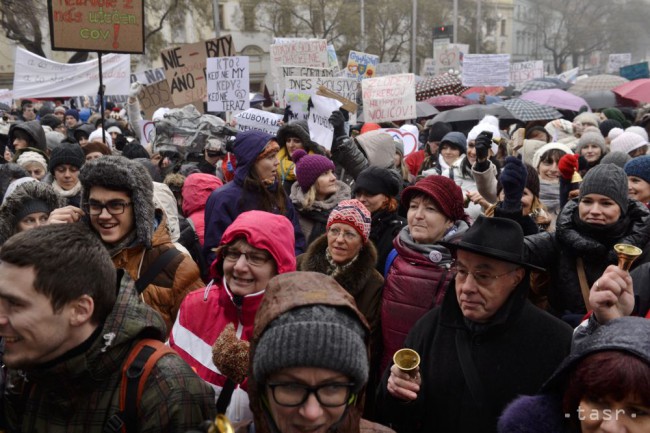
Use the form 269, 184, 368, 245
433, 25, 453, 39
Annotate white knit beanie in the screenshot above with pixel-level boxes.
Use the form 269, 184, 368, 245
625, 125, 649, 142
610, 132, 649, 156
532, 142, 573, 170
16, 151, 48, 173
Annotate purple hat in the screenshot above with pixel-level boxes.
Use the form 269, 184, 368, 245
292, 149, 335, 193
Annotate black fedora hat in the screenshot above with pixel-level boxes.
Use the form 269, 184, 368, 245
441, 215, 545, 272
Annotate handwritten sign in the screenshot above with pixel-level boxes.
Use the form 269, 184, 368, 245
434, 44, 468, 75
309, 94, 342, 150
284, 76, 359, 102
47, 0, 144, 54
0, 89, 13, 108
362, 73, 416, 122
345, 51, 379, 81
510, 60, 544, 88
462, 54, 511, 86
131, 68, 166, 85
161, 36, 235, 106
136, 80, 203, 120
13, 48, 130, 98
206, 56, 249, 112
270, 39, 329, 92
421, 58, 436, 77
608, 53, 632, 74
284, 91, 311, 122
234, 108, 283, 135
620, 62, 650, 80
278, 66, 336, 101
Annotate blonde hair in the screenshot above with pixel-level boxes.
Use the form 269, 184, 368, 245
301, 185, 318, 209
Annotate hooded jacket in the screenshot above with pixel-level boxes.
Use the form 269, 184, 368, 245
276, 120, 325, 189
169, 211, 296, 423
181, 173, 223, 246
247, 271, 394, 433
330, 131, 396, 185
7, 120, 47, 153
203, 130, 306, 264
3, 274, 216, 432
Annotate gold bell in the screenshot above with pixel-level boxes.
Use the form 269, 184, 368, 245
207, 414, 235, 433
571, 171, 582, 184
614, 243, 643, 271
393, 348, 420, 376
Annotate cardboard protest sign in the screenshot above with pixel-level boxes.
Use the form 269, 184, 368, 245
269, 39, 329, 97
462, 54, 511, 87
207, 56, 250, 112
620, 62, 650, 80
608, 53, 632, 74
345, 51, 379, 81
309, 94, 342, 151
434, 44, 468, 75
284, 76, 359, 102
13, 48, 130, 98
510, 60, 544, 88
161, 36, 235, 106
376, 63, 406, 77
131, 68, 166, 85
137, 80, 203, 120
47, 0, 144, 54
234, 108, 283, 135
361, 74, 416, 123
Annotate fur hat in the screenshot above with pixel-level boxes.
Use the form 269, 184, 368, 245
575, 131, 606, 155
401, 175, 468, 223
276, 120, 320, 153
574, 112, 600, 127
82, 141, 112, 157
624, 155, 650, 184
79, 156, 155, 248
48, 142, 85, 174
327, 199, 371, 243
579, 163, 628, 214
610, 131, 649, 156
292, 149, 335, 193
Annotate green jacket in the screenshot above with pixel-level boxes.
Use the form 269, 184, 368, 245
3, 274, 216, 432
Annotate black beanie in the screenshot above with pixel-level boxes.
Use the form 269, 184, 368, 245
353, 166, 401, 198
599, 119, 623, 138
428, 122, 453, 142
15, 199, 51, 222
49, 142, 85, 174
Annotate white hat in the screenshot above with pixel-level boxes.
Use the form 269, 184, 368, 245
608, 127, 624, 141
88, 128, 114, 150
468, 121, 501, 155
625, 125, 649, 142
610, 131, 649, 156
532, 142, 573, 169
16, 151, 48, 172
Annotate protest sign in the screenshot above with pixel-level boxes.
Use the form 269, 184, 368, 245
558, 67, 580, 84
376, 63, 407, 77
47, 0, 144, 54
620, 62, 650, 80
207, 56, 250, 112
421, 58, 436, 77
345, 51, 379, 81
381, 128, 418, 156
131, 68, 166, 85
161, 35, 235, 106
0, 89, 12, 108
234, 108, 283, 135
309, 94, 342, 151
462, 54, 511, 86
510, 60, 544, 88
284, 76, 359, 102
608, 53, 632, 74
284, 91, 311, 122
137, 80, 203, 120
327, 45, 340, 70
138, 119, 156, 147
269, 39, 329, 96
13, 48, 130, 98
362, 73, 416, 123
278, 66, 336, 102
434, 44, 468, 75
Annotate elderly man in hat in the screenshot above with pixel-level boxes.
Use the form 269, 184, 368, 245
377, 216, 573, 433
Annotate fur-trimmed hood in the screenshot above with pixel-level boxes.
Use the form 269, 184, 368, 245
79, 155, 155, 248
0, 181, 66, 245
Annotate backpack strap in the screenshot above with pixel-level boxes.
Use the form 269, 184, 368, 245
383, 248, 398, 279
104, 339, 176, 433
135, 248, 182, 294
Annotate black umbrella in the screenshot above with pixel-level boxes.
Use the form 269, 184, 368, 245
431, 103, 516, 123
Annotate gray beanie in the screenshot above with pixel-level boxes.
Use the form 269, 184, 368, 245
600, 151, 632, 168
576, 131, 606, 155
253, 304, 369, 391
579, 164, 628, 213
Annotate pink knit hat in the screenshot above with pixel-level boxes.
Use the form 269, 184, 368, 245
292, 149, 335, 193
326, 199, 371, 243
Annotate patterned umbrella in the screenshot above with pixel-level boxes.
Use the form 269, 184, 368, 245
568, 74, 630, 95
519, 80, 557, 94
612, 79, 650, 104
520, 89, 590, 112
415, 73, 468, 101
494, 99, 562, 122
426, 95, 474, 108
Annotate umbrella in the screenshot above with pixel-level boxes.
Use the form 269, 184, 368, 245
0, 102, 10, 112
432, 103, 517, 124
534, 78, 571, 90
612, 79, 650, 104
461, 86, 504, 96
580, 90, 619, 110
519, 89, 590, 112
464, 92, 503, 104
415, 73, 468, 101
416, 101, 439, 118
493, 99, 562, 122
519, 80, 558, 94
426, 95, 474, 108
568, 74, 629, 95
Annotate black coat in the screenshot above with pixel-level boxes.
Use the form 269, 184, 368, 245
377, 279, 572, 433
370, 210, 406, 275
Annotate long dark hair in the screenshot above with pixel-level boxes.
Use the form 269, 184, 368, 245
240, 169, 287, 215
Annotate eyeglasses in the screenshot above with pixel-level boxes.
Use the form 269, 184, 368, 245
86, 201, 133, 216
267, 382, 355, 407
455, 268, 519, 287
223, 248, 271, 266
327, 227, 360, 241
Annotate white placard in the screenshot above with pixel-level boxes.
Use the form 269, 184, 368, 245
131, 68, 166, 85
13, 48, 130, 98
278, 66, 336, 103
344, 50, 380, 81
138, 119, 156, 147
269, 39, 329, 91
0, 89, 12, 107
381, 128, 418, 156
558, 67, 580, 84
206, 56, 250, 112
434, 44, 468, 75
608, 53, 632, 74
284, 91, 311, 122
234, 109, 283, 135
362, 73, 417, 122
510, 60, 544, 87
462, 54, 511, 87
284, 76, 359, 102
309, 94, 342, 150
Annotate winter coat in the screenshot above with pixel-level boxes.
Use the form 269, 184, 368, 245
7, 120, 47, 152
203, 131, 306, 264
2, 274, 216, 433
181, 173, 223, 246
276, 120, 326, 193
377, 278, 572, 433
524, 198, 650, 318
630, 262, 650, 317
169, 210, 297, 423
112, 210, 204, 335
379, 223, 468, 373
369, 210, 406, 275
247, 271, 395, 433
289, 180, 351, 245
331, 131, 395, 185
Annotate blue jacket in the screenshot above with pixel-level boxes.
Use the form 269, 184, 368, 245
203, 130, 305, 264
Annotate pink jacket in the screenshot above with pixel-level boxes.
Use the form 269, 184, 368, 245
181, 173, 223, 246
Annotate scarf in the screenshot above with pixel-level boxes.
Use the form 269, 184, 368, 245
324, 247, 360, 278
51, 180, 82, 198
398, 220, 469, 264
571, 210, 631, 251
106, 230, 139, 257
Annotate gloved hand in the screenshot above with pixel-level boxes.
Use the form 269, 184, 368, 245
283, 104, 293, 123
129, 81, 143, 99
558, 153, 580, 181
500, 156, 527, 209
475, 131, 492, 162
329, 110, 348, 139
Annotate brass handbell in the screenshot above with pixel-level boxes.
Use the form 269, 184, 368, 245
393, 348, 420, 376
207, 414, 235, 433
614, 243, 643, 271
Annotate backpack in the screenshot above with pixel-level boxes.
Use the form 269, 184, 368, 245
104, 339, 177, 433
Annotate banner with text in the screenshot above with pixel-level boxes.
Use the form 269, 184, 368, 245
345, 51, 379, 81
13, 48, 130, 98
207, 56, 250, 112
161, 36, 235, 106
608, 53, 632, 74
462, 54, 511, 87
362, 73, 416, 123
309, 94, 342, 151
234, 108, 283, 135
510, 60, 544, 88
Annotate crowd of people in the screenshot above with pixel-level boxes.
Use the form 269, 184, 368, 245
0, 90, 648, 433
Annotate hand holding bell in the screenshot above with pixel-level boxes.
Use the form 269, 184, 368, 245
614, 244, 642, 271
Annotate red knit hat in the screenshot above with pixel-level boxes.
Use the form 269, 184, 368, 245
401, 175, 469, 223
326, 199, 371, 243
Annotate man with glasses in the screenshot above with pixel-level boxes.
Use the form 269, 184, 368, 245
377, 216, 572, 433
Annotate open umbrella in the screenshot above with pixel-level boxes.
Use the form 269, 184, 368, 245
612, 79, 650, 104
568, 74, 629, 95
0, 102, 10, 112
432, 103, 517, 124
580, 90, 619, 110
520, 89, 590, 112
416, 73, 468, 101
426, 95, 474, 109
464, 93, 503, 104
494, 99, 562, 122
519, 80, 557, 94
